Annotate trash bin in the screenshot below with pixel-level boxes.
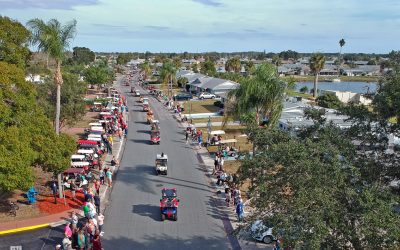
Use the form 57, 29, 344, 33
27, 187, 38, 204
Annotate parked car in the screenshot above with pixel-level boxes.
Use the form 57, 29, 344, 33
173, 93, 192, 101
199, 92, 216, 100
250, 220, 275, 244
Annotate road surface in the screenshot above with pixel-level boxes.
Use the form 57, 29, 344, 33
102, 78, 238, 249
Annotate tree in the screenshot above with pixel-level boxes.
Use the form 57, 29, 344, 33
225, 63, 286, 126
0, 16, 31, 68
338, 38, 346, 75
278, 50, 299, 60
27, 18, 77, 135
310, 53, 325, 98
72, 47, 95, 65
177, 76, 188, 88
200, 60, 217, 76
37, 72, 87, 128
225, 57, 241, 73
238, 126, 400, 249
0, 61, 75, 191
373, 68, 400, 124
244, 61, 255, 75
84, 65, 111, 88
316, 92, 342, 109
299, 86, 308, 93
160, 60, 176, 97
139, 62, 152, 80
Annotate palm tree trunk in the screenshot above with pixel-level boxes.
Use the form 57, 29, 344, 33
54, 60, 64, 198
313, 73, 319, 98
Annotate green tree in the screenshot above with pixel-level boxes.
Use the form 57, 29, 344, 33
27, 18, 77, 135
278, 50, 299, 60
299, 86, 308, 93
0, 16, 31, 68
225, 57, 241, 73
338, 38, 346, 75
160, 60, 177, 97
0, 62, 75, 191
310, 52, 326, 98
373, 68, 400, 124
177, 76, 188, 88
84, 65, 111, 88
316, 92, 342, 109
225, 63, 286, 126
244, 61, 255, 75
239, 127, 400, 249
200, 60, 216, 76
37, 72, 86, 128
139, 62, 152, 80
72, 47, 95, 65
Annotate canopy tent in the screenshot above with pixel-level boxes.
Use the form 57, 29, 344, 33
77, 140, 97, 145
77, 149, 94, 154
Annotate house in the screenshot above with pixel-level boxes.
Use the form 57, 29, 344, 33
25, 74, 44, 84
187, 76, 239, 95
320, 90, 372, 105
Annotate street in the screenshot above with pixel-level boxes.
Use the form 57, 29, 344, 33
102, 81, 237, 249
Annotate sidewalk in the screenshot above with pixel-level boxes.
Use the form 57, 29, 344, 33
0, 82, 128, 235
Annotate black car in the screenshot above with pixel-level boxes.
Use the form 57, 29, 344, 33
173, 93, 192, 101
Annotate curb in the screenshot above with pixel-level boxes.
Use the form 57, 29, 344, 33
0, 223, 49, 235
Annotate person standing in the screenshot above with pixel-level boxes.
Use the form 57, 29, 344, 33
50, 180, 58, 204
70, 180, 77, 201
93, 194, 101, 215
91, 233, 103, 250
106, 168, 112, 187
185, 128, 190, 143
64, 222, 72, 238
236, 199, 245, 222
97, 213, 104, 236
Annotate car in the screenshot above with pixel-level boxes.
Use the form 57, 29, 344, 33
199, 92, 216, 100
250, 220, 275, 244
173, 93, 192, 101
160, 188, 179, 221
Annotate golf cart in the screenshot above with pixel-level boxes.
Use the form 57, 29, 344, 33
143, 103, 149, 112
155, 153, 168, 175
150, 130, 160, 144
160, 188, 179, 221
219, 139, 239, 157
147, 113, 154, 124
151, 120, 160, 131
209, 130, 226, 145
135, 90, 141, 97
90, 102, 103, 112
131, 86, 136, 93
142, 97, 149, 105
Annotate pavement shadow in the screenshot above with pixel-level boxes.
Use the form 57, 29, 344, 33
130, 139, 150, 144
102, 234, 232, 250
132, 204, 160, 221
135, 121, 148, 125
136, 130, 150, 134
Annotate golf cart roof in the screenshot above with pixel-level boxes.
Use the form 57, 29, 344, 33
89, 122, 102, 126
91, 126, 104, 131
99, 112, 112, 116
156, 154, 168, 160
77, 149, 94, 154
71, 154, 85, 160
219, 139, 238, 144
87, 134, 101, 138
71, 161, 90, 167
87, 137, 102, 141
64, 168, 85, 175
152, 120, 159, 124
162, 188, 177, 198
93, 102, 102, 105
210, 130, 225, 135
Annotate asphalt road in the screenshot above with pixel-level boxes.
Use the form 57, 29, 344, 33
102, 79, 237, 249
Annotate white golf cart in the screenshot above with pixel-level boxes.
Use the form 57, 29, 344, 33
155, 153, 168, 175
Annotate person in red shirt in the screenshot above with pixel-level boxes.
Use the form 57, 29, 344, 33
91, 232, 103, 250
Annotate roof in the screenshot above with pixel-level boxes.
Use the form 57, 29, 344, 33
156, 154, 168, 160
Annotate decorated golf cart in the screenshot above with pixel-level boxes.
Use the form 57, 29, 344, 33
160, 188, 179, 221
155, 153, 168, 175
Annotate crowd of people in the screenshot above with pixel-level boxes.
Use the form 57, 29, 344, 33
54, 90, 127, 249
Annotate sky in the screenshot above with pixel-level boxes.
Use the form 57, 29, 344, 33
1, 0, 399, 53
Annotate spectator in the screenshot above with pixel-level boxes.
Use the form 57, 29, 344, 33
99, 170, 105, 185
70, 181, 77, 201
62, 234, 73, 250
64, 222, 72, 238
50, 180, 58, 204
77, 229, 85, 250
106, 169, 112, 187
236, 199, 245, 222
70, 211, 78, 226
94, 179, 101, 195
91, 232, 103, 250
93, 194, 101, 214
97, 213, 104, 236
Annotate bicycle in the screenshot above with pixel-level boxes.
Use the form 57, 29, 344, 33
8, 201, 19, 217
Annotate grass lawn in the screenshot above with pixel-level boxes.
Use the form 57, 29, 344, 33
182, 100, 220, 114
282, 75, 379, 82
287, 90, 313, 99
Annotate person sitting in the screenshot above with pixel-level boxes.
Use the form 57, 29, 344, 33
217, 135, 222, 141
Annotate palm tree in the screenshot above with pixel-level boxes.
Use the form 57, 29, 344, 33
139, 62, 152, 80
338, 38, 346, 75
310, 53, 325, 98
27, 18, 77, 135
224, 63, 286, 127
160, 60, 176, 97
225, 57, 241, 73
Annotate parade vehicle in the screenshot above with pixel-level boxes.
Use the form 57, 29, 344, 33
151, 120, 160, 131
142, 97, 149, 105
209, 130, 226, 145
143, 103, 149, 112
218, 139, 239, 157
147, 113, 154, 124
131, 86, 136, 93
135, 90, 141, 97
150, 130, 161, 144
160, 188, 179, 221
90, 102, 103, 112
88, 122, 102, 127
71, 154, 86, 162
155, 153, 168, 175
